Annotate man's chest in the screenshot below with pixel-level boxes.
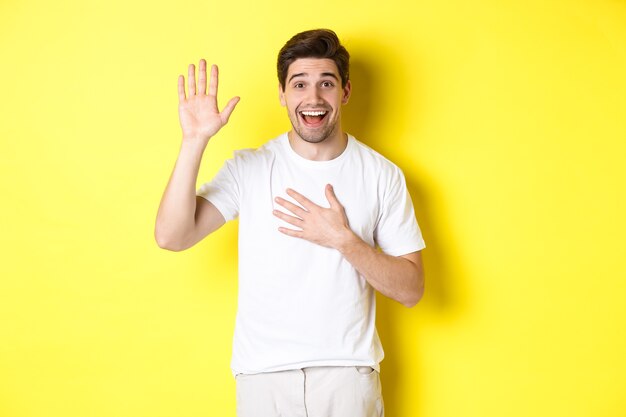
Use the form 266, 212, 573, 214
238, 159, 381, 245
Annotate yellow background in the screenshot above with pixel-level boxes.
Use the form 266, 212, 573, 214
1, 0, 625, 416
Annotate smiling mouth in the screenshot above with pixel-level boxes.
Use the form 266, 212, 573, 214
299, 110, 328, 127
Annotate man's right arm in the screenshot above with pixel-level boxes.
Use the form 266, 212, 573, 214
154, 59, 239, 251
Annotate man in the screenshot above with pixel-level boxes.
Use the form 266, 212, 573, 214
155, 29, 425, 417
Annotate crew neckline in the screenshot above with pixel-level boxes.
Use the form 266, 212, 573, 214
279, 132, 354, 169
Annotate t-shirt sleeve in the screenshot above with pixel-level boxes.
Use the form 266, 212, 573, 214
374, 166, 426, 256
196, 158, 240, 222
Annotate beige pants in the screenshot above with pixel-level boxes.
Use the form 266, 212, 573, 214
235, 366, 384, 417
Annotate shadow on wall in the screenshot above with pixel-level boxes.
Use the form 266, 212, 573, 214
343, 39, 456, 415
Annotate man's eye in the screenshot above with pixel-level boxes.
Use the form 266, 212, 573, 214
294, 83, 305, 88
322, 81, 334, 87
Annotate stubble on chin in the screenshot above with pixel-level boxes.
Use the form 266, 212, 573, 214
290, 113, 338, 144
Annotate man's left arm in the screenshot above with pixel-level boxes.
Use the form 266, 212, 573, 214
339, 237, 424, 308
273, 184, 424, 307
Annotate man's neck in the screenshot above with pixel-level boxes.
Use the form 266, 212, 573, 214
287, 130, 348, 161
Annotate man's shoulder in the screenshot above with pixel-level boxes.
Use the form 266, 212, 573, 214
349, 135, 404, 176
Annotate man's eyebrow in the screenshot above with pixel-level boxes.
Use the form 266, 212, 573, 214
287, 72, 340, 83
321, 72, 339, 81
288, 73, 306, 83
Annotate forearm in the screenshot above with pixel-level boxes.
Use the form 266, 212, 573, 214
338, 233, 424, 307
155, 140, 206, 250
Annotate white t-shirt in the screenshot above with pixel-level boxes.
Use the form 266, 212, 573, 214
197, 133, 425, 376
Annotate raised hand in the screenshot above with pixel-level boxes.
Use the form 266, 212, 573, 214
178, 59, 240, 146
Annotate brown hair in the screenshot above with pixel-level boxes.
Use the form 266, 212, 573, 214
277, 29, 350, 90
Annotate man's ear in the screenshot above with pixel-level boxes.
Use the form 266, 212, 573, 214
342, 80, 352, 105
279, 84, 286, 107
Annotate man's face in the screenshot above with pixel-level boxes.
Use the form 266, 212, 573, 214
279, 58, 351, 144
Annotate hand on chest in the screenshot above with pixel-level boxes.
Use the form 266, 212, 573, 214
242, 161, 380, 244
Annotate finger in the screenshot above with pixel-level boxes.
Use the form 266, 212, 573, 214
278, 227, 304, 238
286, 188, 316, 210
178, 75, 186, 102
188, 63, 196, 96
197, 59, 207, 95
325, 184, 342, 210
273, 209, 304, 228
208, 64, 218, 97
274, 196, 307, 217
220, 96, 240, 124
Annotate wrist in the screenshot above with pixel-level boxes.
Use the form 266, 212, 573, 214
336, 229, 362, 255
180, 137, 208, 154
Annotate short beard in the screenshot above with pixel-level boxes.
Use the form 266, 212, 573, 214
289, 112, 338, 144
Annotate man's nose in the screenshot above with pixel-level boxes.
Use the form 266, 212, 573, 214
305, 86, 324, 104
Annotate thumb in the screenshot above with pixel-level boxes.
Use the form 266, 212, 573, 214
325, 184, 342, 210
220, 96, 240, 124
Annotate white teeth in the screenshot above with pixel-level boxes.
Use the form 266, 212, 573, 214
300, 111, 327, 116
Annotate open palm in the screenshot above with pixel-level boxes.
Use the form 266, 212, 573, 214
178, 59, 239, 143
